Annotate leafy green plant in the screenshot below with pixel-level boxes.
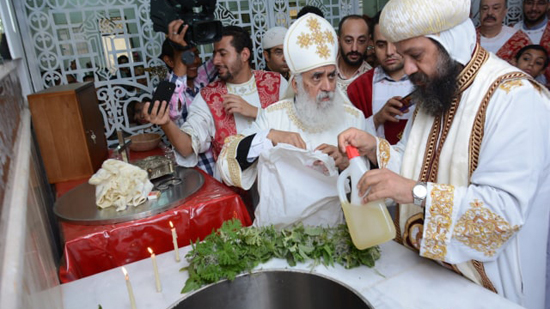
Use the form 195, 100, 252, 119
181, 219, 381, 293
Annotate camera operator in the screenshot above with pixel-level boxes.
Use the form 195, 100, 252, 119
154, 19, 218, 175
144, 21, 288, 179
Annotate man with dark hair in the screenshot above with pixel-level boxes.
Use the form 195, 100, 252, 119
296, 5, 324, 19
156, 20, 218, 175
514, 0, 550, 85
339, 0, 550, 307
513, 44, 549, 78
262, 27, 289, 79
476, 0, 531, 63
347, 11, 414, 145
117, 55, 131, 78
145, 22, 288, 179
336, 14, 372, 93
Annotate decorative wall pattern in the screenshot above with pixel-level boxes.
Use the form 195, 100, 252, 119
18, 0, 358, 146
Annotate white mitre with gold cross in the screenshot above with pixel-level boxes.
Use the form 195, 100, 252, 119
380, 0, 470, 43
283, 13, 337, 75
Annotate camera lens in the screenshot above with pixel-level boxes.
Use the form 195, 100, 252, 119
191, 20, 222, 45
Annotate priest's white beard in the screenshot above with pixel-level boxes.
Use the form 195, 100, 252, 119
294, 77, 344, 130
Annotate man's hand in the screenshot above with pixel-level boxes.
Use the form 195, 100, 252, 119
167, 20, 188, 48
316, 143, 349, 170
373, 96, 405, 129
358, 168, 416, 205
223, 94, 258, 118
267, 129, 307, 149
143, 100, 171, 127
338, 127, 378, 163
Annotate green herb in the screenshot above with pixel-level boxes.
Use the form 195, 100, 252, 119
180, 219, 381, 293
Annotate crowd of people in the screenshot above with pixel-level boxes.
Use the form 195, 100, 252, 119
138, 1, 550, 308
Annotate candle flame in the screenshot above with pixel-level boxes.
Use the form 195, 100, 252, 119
122, 266, 128, 276
169, 221, 174, 228
148, 247, 153, 254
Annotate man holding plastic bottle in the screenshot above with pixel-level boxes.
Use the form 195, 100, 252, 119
338, 0, 550, 307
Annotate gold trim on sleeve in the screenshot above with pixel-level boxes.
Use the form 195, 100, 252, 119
421, 183, 455, 261
222, 134, 246, 188
453, 199, 520, 257
378, 138, 391, 169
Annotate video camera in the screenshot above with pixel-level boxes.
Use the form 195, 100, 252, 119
150, 0, 222, 46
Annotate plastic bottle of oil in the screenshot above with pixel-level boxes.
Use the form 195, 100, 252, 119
337, 145, 396, 249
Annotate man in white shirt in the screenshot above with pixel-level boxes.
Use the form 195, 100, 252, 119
477, 0, 531, 62
339, 0, 550, 307
347, 11, 414, 145
336, 15, 372, 93
145, 24, 288, 179
217, 13, 365, 228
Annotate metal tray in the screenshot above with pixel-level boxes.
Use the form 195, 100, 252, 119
54, 167, 204, 225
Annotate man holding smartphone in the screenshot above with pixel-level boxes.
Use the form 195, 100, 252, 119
144, 20, 288, 179
347, 11, 414, 145
156, 28, 218, 175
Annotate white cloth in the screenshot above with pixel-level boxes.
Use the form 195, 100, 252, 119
254, 144, 341, 229
217, 99, 366, 228
426, 19, 477, 66
366, 66, 415, 139
336, 60, 371, 94
380, 53, 550, 308
88, 159, 154, 211
175, 73, 288, 179
480, 25, 521, 54
513, 20, 546, 44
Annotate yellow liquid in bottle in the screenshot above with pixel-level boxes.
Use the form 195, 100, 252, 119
341, 201, 396, 250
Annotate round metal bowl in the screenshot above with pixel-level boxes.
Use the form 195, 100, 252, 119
128, 133, 161, 152
169, 270, 373, 309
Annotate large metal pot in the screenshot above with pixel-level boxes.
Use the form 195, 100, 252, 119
169, 270, 374, 309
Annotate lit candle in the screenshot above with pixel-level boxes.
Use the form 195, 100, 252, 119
169, 221, 181, 262
147, 247, 162, 292
121, 267, 137, 309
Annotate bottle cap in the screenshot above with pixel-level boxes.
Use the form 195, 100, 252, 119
346, 145, 360, 159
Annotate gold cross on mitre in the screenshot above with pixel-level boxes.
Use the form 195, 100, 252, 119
296, 17, 335, 59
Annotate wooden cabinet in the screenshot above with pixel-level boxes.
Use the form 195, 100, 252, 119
28, 82, 107, 183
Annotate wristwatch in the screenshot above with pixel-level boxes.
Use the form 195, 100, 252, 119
412, 182, 428, 207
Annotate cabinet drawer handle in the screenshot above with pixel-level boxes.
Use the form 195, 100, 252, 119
87, 130, 97, 144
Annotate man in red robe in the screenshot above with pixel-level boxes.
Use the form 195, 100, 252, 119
347, 12, 414, 145
144, 22, 288, 179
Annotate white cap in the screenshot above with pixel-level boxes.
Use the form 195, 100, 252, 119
262, 26, 288, 50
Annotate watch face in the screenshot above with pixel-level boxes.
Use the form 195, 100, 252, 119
413, 184, 427, 198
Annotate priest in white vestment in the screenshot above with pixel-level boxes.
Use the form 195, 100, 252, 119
217, 13, 366, 229
338, 0, 550, 308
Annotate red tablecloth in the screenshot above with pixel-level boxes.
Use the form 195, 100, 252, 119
57, 149, 252, 283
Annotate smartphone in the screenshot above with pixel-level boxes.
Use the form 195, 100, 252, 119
149, 81, 176, 114
399, 92, 416, 112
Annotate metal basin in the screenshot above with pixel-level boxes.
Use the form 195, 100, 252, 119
169, 270, 374, 309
